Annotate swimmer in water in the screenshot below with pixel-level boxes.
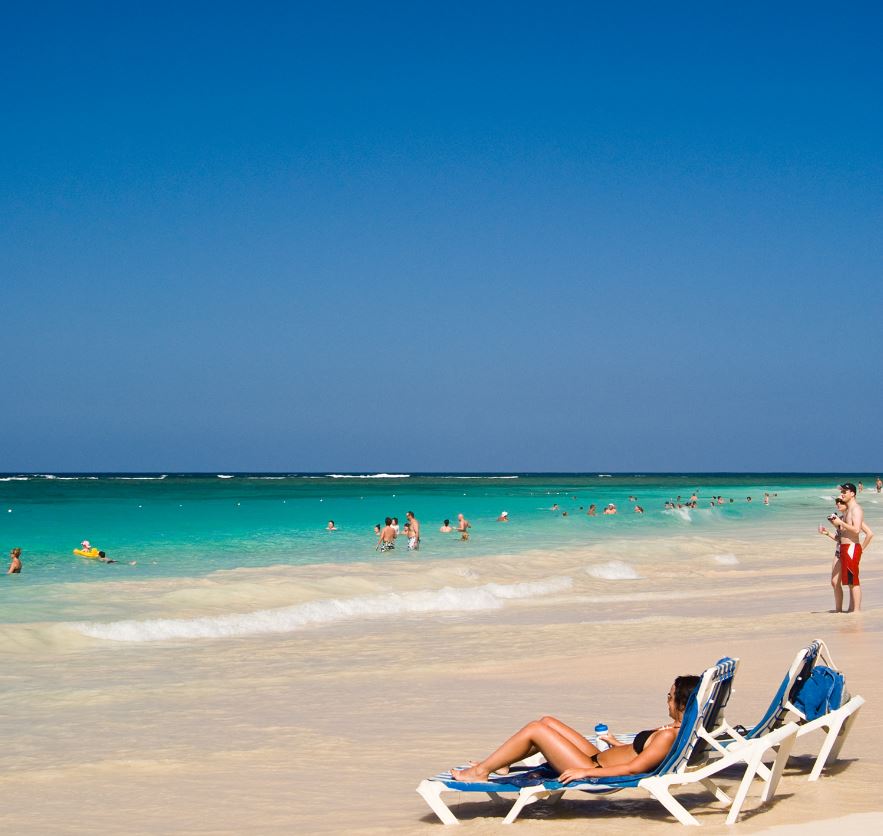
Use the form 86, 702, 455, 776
8, 547, 22, 574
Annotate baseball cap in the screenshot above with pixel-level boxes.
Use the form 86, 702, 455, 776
839, 482, 857, 494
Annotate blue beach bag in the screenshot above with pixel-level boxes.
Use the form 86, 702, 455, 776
793, 665, 845, 721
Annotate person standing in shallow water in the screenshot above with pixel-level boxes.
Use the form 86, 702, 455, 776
8, 548, 22, 574
406, 511, 420, 550
830, 483, 865, 612
456, 513, 471, 541
377, 517, 396, 552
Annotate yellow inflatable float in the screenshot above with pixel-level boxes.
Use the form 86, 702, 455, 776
73, 547, 101, 559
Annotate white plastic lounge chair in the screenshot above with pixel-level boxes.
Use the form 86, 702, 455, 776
713, 638, 865, 781
417, 657, 798, 826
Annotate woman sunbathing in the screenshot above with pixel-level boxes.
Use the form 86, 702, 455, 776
451, 674, 701, 784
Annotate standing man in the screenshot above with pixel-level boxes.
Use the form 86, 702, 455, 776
377, 517, 396, 552
456, 513, 471, 541
406, 511, 420, 551
832, 483, 865, 612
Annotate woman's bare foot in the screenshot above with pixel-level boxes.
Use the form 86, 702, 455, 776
467, 759, 509, 775
451, 764, 490, 781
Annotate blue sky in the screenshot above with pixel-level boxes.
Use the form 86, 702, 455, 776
2, 1, 881, 472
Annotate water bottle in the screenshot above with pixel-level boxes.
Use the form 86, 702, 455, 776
594, 723, 609, 750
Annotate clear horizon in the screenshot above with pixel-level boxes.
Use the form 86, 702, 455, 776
1, 470, 875, 478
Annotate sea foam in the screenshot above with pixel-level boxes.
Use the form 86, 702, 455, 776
326, 473, 410, 479
70, 577, 573, 642
111, 475, 168, 480
586, 561, 641, 580
713, 553, 740, 565
438, 475, 519, 479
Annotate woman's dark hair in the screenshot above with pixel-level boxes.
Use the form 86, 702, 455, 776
673, 674, 702, 710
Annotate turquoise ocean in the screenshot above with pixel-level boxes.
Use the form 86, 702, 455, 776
2, 472, 870, 623
2, 472, 860, 579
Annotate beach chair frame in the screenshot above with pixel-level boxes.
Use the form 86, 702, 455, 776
417, 657, 798, 826
711, 638, 864, 782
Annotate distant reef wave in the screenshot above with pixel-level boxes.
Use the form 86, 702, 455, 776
326, 473, 410, 479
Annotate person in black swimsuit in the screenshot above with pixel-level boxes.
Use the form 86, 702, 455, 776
451, 674, 701, 784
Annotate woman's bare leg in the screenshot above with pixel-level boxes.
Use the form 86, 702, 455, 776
831, 558, 843, 612
539, 715, 598, 757
452, 720, 595, 781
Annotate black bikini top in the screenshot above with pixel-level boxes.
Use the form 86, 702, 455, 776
632, 729, 655, 754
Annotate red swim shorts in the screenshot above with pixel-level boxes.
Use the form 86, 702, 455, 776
840, 542, 862, 586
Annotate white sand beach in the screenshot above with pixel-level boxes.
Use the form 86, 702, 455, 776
2, 528, 881, 834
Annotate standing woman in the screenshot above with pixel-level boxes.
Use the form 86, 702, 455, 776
7, 547, 22, 574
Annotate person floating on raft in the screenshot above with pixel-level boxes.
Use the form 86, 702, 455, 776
73, 540, 136, 565
73, 540, 102, 559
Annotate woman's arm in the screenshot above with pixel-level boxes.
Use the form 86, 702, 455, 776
558, 727, 678, 782
861, 522, 874, 551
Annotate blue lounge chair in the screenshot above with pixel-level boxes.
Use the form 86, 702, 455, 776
417, 657, 798, 826
713, 638, 865, 782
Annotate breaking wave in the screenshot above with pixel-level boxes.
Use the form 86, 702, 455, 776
71, 577, 573, 642
110, 475, 168, 480
325, 473, 410, 479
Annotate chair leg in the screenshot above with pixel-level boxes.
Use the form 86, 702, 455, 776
416, 780, 461, 825
752, 761, 772, 782
761, 726, 797, 803
725, 750, 764, 825
698, 777, 731, 805
545, 790, 566, 806
724, 722, 799, 824
503, 786, 550, 824
824, 698, 864, 766
641, 777, 701, 826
